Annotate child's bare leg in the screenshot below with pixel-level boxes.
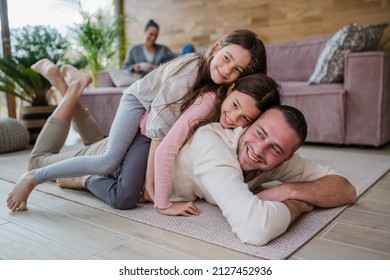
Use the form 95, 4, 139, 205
56, 176, 88, 189
32, 59, 68, 94
47, 65, 92, 122
47, 83, 86, 122
60, 64, 92, 89
32, 59, 86, 115
6, 171, 37, 212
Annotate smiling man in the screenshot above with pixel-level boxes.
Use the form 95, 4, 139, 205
167, 105, 356, 245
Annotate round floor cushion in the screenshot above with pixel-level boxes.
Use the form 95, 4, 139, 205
0, 118, 30, 153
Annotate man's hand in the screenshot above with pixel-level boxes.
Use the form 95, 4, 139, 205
256, 183, 291, 202
256, 175, 356, 208
159, 202, 201, 216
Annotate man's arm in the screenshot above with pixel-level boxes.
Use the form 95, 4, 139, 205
257, 174, 357, 208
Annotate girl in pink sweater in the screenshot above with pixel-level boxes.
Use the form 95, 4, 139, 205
151, 73, 281, 216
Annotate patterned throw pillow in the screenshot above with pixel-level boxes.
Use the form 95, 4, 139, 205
378, 28, 390, 51
309, 22, 388, 84
309, 23, 365, 84
0, 118, 30, 153
363, 23, 388, 50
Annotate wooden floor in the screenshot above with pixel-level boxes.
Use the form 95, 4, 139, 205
1, 140, 390, 260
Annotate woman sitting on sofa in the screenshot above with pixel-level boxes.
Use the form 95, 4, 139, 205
123, 19, 175, 77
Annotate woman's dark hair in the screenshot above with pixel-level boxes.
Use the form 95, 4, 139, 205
184, 73, 282, 144
145, 19, 159, 31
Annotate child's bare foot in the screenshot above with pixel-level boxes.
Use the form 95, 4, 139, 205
31, 58, 57, 77
32, 59, 67, 95
60, 64, 93, 89
7, 171, 38, 212
56, 176, 88, 189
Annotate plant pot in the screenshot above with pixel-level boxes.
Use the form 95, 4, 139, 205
19, 105, 56, 144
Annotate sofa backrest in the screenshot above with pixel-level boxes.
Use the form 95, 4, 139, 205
265, 35, 332, 82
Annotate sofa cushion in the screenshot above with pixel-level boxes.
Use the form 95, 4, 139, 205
107, 67, 142, 87
81, 87, 125, 136
309, 23, 388, 84
279, 81, 346, 144
379, 27, 390, 51
266, 36, 330, 82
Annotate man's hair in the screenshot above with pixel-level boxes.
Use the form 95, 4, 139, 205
271, 105, 307, 149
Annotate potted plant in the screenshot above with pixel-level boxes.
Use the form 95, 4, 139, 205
0, 24, 69, 143
68, 7, 125, 86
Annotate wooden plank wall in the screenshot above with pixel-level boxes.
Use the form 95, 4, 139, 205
123, 0, 390, 52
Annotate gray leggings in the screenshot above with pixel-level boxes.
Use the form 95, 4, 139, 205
34, 93, 145, 183
85, 131, 151, 209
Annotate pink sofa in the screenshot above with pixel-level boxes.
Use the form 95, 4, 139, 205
80, 72, 125, 136
266, 35, 390, 147
81, 35, 390, 147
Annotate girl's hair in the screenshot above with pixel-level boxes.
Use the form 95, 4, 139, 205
184, 73, 282, 144
180, 29, 267, 113
210, 29, 267, 75
155, 29, 268, 120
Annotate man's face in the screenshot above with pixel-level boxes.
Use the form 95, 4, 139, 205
237, 109, 300, 172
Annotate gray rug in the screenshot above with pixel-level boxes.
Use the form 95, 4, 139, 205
6, 145, 390, 259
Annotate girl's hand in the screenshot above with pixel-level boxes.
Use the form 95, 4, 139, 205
139, 184, 154, 203
142, 140, 161, 203
159, 202, 201, 216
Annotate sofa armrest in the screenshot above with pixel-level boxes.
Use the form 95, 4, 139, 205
80, 87, 124, 136
344, 51, 390, 146
97, 70, 115, 87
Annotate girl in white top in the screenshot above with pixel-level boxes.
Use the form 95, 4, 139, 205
7, 29, 268, 212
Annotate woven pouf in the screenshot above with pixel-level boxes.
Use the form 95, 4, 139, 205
0, 118, 30, 153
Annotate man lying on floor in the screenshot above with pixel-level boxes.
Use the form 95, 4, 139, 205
153, 105, 357, 245
55, 105, 357, 245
